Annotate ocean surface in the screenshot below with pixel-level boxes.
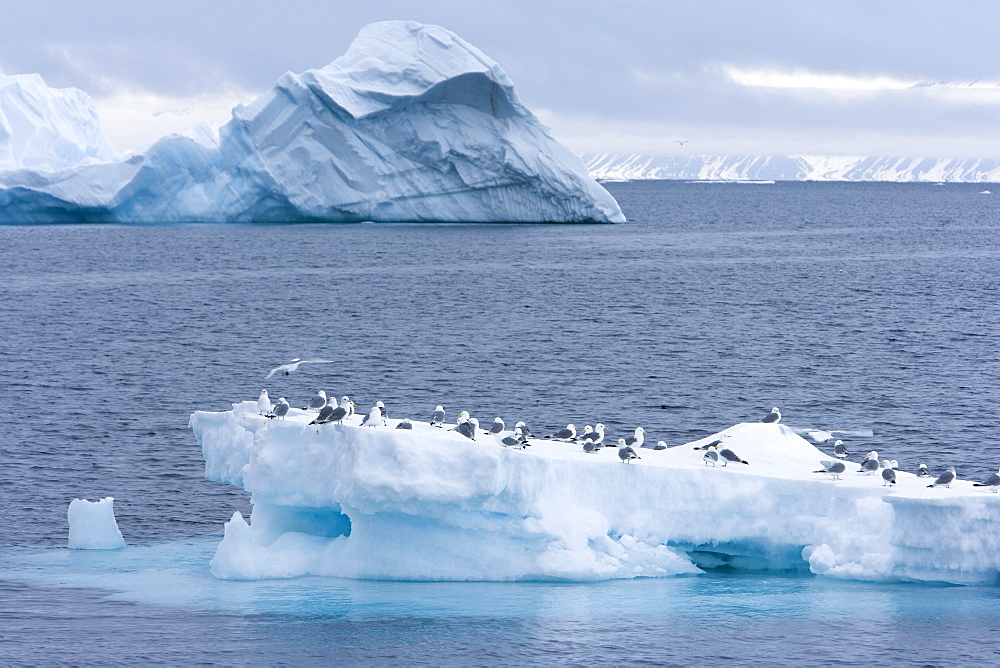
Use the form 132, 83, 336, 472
2, 180, 999, 664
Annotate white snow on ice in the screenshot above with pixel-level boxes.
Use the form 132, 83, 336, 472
189, 401, 1000, 585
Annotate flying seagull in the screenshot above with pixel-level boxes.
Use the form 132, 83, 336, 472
264, 358, 333, 379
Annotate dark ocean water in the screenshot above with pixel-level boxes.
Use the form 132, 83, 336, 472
2, 181, 999, 664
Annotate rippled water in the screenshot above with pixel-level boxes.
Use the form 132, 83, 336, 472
2, 181, 999, 663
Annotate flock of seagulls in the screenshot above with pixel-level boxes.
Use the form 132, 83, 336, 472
255, 369, 1000, 489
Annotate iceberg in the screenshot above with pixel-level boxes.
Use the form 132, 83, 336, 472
0, 21, 623, 224
67, 497, 127, 550
190, 401, 1000, 584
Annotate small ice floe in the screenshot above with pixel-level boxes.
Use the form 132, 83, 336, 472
67, 497, 126, 550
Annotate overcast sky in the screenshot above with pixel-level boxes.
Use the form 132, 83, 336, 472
2, 0, 999, 157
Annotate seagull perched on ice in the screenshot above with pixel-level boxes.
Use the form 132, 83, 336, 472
881, 461, 897, 486
651, 441, 668, 450
833, 440, 849, 458
267, 397, 289, 419
618, 438, 640, 463
857, 451, 880, 475
580, 423, 606, 447
514, 421, 534, 438
303, 390, 328, 411
928, 466, 956, 488
578, 425, 592, 442
814, 460, 846, 480
431, 405, 446, 427
498, 428, 525, 448
973, 469, 1000, 492
257, 389, 272, 415
583, 440, 601, 454
694, 438, 726, 451
361, 403, 385, 427
264, 358, 333, 379
453, 419, 476, 441
545, 424, 577, 440
319, 396, 352, 424
703, 449, 719, 466
623, 427, 646, 449
917, 463, 931, 477
310, 403, 337, 425
719, 447, 749, 466
489, 417, 505, 435
761, 407, 781, 424
395, 418, 413, 430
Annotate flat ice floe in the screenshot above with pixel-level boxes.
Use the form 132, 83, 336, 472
189, 402, 1000, 584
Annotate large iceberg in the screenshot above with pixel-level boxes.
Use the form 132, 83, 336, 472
0, 73, 118, 172
0, 21, 623, 224
190, 401, 1000, 585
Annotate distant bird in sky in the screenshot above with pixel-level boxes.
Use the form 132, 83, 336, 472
265, 358, 333, 379
928, 466, 956, 488
761, 407, 781, 424
674, 139, 689, 145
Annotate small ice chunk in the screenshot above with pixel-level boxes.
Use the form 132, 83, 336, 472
67, 497, 126, 549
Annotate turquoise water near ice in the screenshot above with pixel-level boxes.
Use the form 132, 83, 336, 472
2, 181, 999, 663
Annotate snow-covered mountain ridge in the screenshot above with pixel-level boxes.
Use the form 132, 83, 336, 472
583, 153, 1000, 182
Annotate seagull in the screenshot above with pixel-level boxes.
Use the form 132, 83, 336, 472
395, 418, 413, 430
674, 139, 689, 145
431, 405, 446, 427
453, 420, 476, 441
651, 441, 667, 451
322, 396, 352, 424
489, 417, 505, 435
917, 463, 930, 477
361, 404, 385, 427
928, 466, 956, 488
580, 423, 606, 447
624, 427, 646, 449
376, 401, 387, 418
577, 425, 593, 442
267, 397, 289, 419
264, 358, 333, 379
833, 440, 850, 458
814, 460, 846, 480
973, 469, 1000, 492
310, 403, 337, 425
546, 424, 577, 440
498, 428, 525, 448
583, 441, 601, 454
456, 411, 471, 425
514, 421, 534, 438
257, 389, 272, 415
303, 390, 328, 411
719, 448, 749, 466
703, 449, 719, 466
694, 438, 727, 451
881, 461, 897, 486
858, 451, 879, 475
618, 438, 640, 463
761, 407, 781, 424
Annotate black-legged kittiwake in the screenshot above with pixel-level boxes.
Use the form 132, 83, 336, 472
973, 469, 1000, 492
719, 448, 748, 466
703, 449, 719, 466
624, 427, 646, 449
498, 428, 524, 448
453, 420, 476, 440
583, 441, 600, 454
304, 390, 328, 411
546, 424, 576, 440
928, 466, 956, 488
814, 460, 846, 479
268, 397, 290, 419
310, 403, 337, 425
264, 358, 333, 379
580, 423, 605, 446
361, 404, 385, 427
917, 463, 930, 477
489, 417, 505, 435
324, 396, 352, 424
833, 440, 849, 458
761, 407, 781, 423
431, 405, 446, 427
881, 462, 897, 486
857, 451, 879, 475
257, 389, 272, 415
514, 421, 534, 438
617, 438, 640, 463
694, 438, 726, 451
395, 418, 413, 430
652, 441, 667, 450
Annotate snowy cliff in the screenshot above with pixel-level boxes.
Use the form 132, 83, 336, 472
0, 21, 623, 224
584, 153, 1000, 182
190, 401, 1000, 584
0, 73, 118, 172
